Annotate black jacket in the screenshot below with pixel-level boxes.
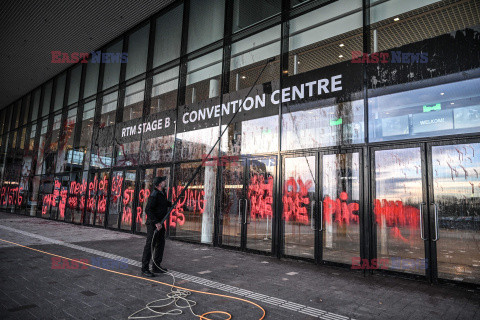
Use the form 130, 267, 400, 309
145, 188, 172, 225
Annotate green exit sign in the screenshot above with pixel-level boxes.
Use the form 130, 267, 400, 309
423, 103, 441, 113
330, 118, 342, 126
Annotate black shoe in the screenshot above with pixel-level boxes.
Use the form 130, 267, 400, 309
152, 265, 168, 273
141, 270, 155, 277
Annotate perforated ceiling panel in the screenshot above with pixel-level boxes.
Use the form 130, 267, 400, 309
0, 0, 176, 110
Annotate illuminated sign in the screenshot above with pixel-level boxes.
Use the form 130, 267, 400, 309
423, 103, 441, 113
412, 110, 453, 133
330, 118, 342, 126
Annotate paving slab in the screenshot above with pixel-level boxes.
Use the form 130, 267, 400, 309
0, 211, 479, 319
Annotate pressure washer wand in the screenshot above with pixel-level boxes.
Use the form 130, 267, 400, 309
158, 57, 276, 227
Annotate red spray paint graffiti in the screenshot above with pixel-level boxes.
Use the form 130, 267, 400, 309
248, 174, 274, 220
111, 175, 123, 202
58, 188, 67, 220
0, 186, 23, 206
96, 175, 108, 214
323, 192, 360, 226
282, 177, 313, 224
169, 186, 187, 228
121, 188, 135, 225
136, 188, 151, 225
0, 186, 22, 207
68, 179, 87, 222
87, 176, 98, 214
374, 199, 420, 244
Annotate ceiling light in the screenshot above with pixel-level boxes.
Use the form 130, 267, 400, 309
440, 92, 444, 95
241, 76, 246, 79
339, 55, 343, 58
450, 102, 454, 105
394, 17, 400, 21
339, 44, 344, 47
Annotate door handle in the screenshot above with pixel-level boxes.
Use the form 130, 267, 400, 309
432, 203, 439, 241
243, 199, 249, 224
419, 203, 426, 240
238, 199, 242, 223
319, 200, 323, 232
310, 200, 316, 230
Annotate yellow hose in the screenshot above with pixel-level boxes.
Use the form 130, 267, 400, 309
0, 238, 265, 320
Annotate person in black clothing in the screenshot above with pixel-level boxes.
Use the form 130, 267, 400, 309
141, 176, 172, 277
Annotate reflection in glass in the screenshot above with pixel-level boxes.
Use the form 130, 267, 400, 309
175, 127, 219, 161
54, 73, 66, 111
56, 108, 77, 173
78, 101, 95, 171
65, 171, 86, 223
283, 156, 315, 258
369, 0, 478, 52
108, 171, 124, 229
150, 67, 179, 114
229, 26, 280, 92
91, 93, 116, 169
170, 162, 216, 244
153, 4, 183, 68
102, 41, 123, 90
288, 0, 362, 75
432, 143, 480, 284
122, 81, 145, 121
221, 159, 244, 247
232, 0, 281, 33
375, 148, 425, 274
31, 88, 41, 121
68, 64, 82, 106
187, 0, 224, 53
185, 50, 222, 104
85, 172, 97, 225
282, 100, 364, 150
115, 82, 144, 167
42, 81, 52, 117
222, 27, 280, 156
125, 24, 149, 80
120, 170, 136, 231
35, 120, 49, 175
246, 157, 276, 252
95, 171, 109, 226
30, 176, 40, 216
115, 141, 141, 167
84, 59, 100, 99
51, 176, 69, 221
322, 153, 360, 264
100, 92, 118, 127
141, 135, 174, 165
369, 78, 480, 142
221, 116, 279, 155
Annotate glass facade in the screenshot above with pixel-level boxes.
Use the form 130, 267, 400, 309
1, 0, 479, 285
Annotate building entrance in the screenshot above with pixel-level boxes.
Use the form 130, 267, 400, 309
220, 156, 277, 253
372, 139, 480, 284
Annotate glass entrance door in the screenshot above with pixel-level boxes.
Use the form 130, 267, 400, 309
282, 155, 316, 259
220, 158, 245, 248
246, 157, 276, 252
372, 145, 429, 276
320, 151, 362, 265
220, 156, 276, 253
429, 142, 480, 284
136, 167, 171, 233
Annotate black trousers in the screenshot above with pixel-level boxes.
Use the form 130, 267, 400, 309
141, 223, 166, 271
